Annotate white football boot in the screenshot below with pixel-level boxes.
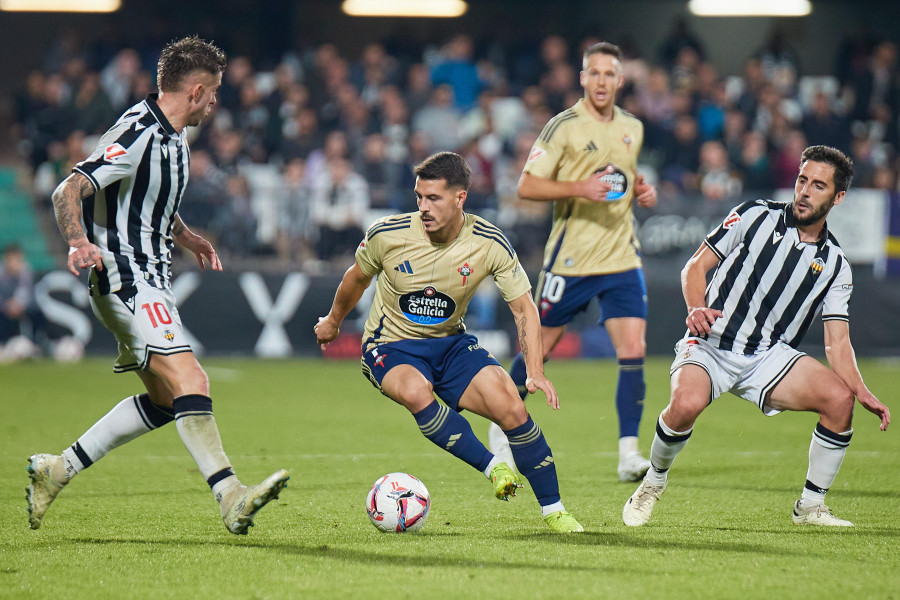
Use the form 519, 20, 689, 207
220, 469, 290, 534
622, 478, 667, 526
792, 500, 854, 527
26, 454, 69, 530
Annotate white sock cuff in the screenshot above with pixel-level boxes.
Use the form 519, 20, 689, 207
540, 501, 565, 517
657, 414, 692, 439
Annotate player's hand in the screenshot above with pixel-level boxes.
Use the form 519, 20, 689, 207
686, 306, 722, 336
179, 233, 222, 271
634, 174, 657, 208
315, 315, 340, 348
578, 165, 615, 202
67, 241, 103, 276
857, 390, 890, 431
525, 373, 560, 410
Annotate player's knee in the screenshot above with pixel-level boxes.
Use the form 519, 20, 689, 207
821, 383, 854, 430
495, 401, 528, 430
664, 391, 705, 430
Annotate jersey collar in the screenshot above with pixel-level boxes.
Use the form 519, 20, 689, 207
144, 94, 179, 137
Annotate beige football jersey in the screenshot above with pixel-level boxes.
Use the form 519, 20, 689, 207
355, 211, 531, 350
523, 99, 645, 276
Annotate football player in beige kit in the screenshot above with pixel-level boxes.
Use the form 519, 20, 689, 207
316, 152, 583, 533
491, 42, 659, 482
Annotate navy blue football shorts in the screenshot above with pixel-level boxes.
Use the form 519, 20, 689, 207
535, 268, 648, 327
360, 333, 501, 411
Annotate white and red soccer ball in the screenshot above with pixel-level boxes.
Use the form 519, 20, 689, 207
366, 472, 430, 533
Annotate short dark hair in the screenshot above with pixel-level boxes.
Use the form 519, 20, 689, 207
800, 145, 854, 193
583, 42, 623, 67
2, 243, 23, 256
157, 36, 227, 93
413, 152, 471, 191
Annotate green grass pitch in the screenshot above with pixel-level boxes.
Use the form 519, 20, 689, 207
1, 357, 898, 599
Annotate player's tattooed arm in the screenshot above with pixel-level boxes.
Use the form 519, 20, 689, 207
516, 314, 530, 361
507, 292, 559, 408
52, 172, 105, 275
51, 173, 94, 246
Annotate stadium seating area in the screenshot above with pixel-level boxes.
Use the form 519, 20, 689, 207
9, 22, 900, 271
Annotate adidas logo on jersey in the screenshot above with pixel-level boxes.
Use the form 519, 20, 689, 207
583, 141, 598, 152
395, 260, 413, 274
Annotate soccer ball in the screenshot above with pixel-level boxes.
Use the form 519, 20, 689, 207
366, 472, 430, 533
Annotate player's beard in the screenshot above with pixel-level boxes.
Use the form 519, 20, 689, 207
792, 196, 834, 226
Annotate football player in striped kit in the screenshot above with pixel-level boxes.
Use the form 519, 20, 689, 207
315, 152, 583, 533
27, 36, 288, 534
623, 145, 890, 527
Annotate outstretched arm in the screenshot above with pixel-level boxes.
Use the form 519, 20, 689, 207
507, 291, 559, 409
315, 262, 373, 349
824, 320, 890, 431
51, 172, 103, 276
171, 214, 222, 271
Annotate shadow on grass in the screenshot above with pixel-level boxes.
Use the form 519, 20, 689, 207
519, 531, 804, 555
65, 537, 636, 573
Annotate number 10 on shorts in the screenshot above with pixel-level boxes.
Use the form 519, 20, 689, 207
141, 302, 173, 328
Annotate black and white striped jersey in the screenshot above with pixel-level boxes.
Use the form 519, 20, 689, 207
74, 94, 189, 295
700, 199, 852, 355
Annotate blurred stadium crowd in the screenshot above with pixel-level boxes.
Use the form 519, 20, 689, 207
10, 19, 900, 272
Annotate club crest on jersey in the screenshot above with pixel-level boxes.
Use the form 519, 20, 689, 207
810, 257, 825, 275
527, 146, 545, 163
594, 163, 628, 200
163, 329, 175, 342
622, 134, 632, 150
104, 143, 127, 162
723, 210, 741, 229
457, 262, 474, 285
399, 286, 457, 325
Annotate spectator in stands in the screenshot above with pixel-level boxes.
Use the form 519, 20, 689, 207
412, 84, 461, 153
802, 91, 852, 151
772, 129, 809, 189
431, 34, 481, 111
100, 48, 141, 110
177, 149, 228, 234
280, 106, 321, 162
309, 157, 370, 263
697, 140, 743, 202
276, 157, 314, 266
66, 71, 116, 136
659, 17, 706, 70
739, 130, 774, 194
0, 244, 46, 355
660, 114, 702, 192
849, 41, 899, 126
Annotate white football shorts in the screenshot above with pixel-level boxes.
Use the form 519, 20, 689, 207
670, 337, 806, 416
90, 282, 192, 372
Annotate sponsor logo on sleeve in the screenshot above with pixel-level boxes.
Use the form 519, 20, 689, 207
527, 146, 545, 163
723, 210, 741, 229
104, 143, 127, 162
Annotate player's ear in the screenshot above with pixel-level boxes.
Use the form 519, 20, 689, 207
457, 189, 467, 208
832, 190, 846, 207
